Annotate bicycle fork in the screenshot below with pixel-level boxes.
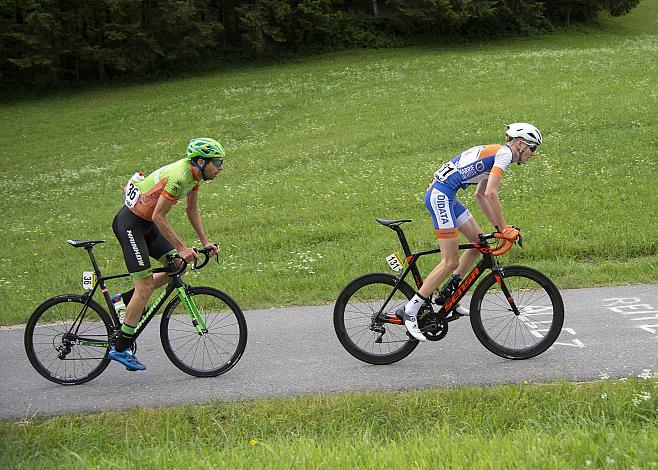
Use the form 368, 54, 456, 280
176, 287, 208, 335
491, 268, 521, 315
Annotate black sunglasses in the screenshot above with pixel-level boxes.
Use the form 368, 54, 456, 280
522, 141, 537, 152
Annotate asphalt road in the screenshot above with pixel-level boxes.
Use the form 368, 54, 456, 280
1, 284, 656, 421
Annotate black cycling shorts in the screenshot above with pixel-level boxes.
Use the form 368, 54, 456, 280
112, 206, 176, 279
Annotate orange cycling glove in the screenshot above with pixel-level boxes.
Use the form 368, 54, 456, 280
498, 225, 521, 241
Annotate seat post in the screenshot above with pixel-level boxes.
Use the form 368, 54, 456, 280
392, 225, 413, 258
85, 246, 103, 278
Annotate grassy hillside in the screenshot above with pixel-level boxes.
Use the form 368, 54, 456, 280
0, 1, 656, 325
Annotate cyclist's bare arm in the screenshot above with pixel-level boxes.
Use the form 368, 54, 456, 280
475, 172, 506, 229
152, 196, 197, 262
185, 191, 219, 256
474, 180, 496, 223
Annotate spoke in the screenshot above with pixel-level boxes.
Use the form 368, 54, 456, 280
205, 336, 227, 363
481, 294, 513, 311
191, 337, 202, 366
345, 321, 374, 331
201, 340, 216, 369
35, 325, 67, 335
168, 329, 205, 338
204, 332, 238, 353
478, 274, 557, 353
519, 289, 548, 308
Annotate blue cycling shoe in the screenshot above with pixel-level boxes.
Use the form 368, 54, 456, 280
108, 347, 146, 371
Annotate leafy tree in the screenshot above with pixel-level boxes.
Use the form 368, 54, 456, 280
0, 0, 644, 88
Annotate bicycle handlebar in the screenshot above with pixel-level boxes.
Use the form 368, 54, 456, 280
479, 227, 523, 256
166, 246, 219, 276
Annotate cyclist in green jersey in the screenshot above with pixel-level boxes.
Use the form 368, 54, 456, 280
109, 138, 225, 370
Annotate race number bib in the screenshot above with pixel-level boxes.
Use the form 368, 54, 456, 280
386, 252, 405, 272
82, 271, 95, 290
124, 180, 141, 208
434, 161, 458, 183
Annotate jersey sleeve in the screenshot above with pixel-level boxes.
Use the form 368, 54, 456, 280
491, 146, 513, 176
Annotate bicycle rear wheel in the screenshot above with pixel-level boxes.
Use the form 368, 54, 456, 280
24, 294, 113, 385
160, 286, 247, 377
334, 273, 418, 365
469, 266, 564, 359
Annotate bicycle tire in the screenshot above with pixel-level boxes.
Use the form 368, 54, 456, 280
334, 273, 419, 365
469, 266, 564, 360
24, 294, 113, 385
160, 286, 247, 377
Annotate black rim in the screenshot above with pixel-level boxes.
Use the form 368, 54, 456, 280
26, 296, 111, 384
335, 275, 417, 363
162, 288, 246, 376
472, 269, 563, 357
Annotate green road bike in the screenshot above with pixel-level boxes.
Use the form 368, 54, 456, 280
25, 240, 248, 385
334, 219, 564, 365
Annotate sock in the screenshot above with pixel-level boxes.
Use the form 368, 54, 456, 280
405, 293, 428, 316
115, 323, 136, 352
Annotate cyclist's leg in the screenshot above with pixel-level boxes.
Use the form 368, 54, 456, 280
418, 237, 460, 299
113, 207, 156, 325
146, 223, 180, 289
112, 207, 155, 282
116, 223, 179, 306
397, 184, 461, 340
418, 184, 462, 299
108, 275, 152, 370
454, 202, 482, 278
111, 208, 152, 369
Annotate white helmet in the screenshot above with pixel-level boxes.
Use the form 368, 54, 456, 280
505, 123, 542, 146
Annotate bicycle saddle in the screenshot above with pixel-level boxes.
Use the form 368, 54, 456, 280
66, 239, 106, 248
375, 218, 413, 227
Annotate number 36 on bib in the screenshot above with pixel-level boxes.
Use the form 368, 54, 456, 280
124, 181, 141, 208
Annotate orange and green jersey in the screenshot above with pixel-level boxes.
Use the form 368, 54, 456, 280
127, 158, 200, 221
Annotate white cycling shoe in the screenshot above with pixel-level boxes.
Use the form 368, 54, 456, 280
453, 304, 470, 316
396, 308, 427, 342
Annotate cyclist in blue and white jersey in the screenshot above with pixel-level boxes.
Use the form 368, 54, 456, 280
399, 123, 543, 341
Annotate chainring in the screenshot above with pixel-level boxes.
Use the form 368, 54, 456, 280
419, 309, 449, 342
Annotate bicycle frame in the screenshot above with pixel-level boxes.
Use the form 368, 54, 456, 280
66, 246, 208, 348
379, 224, 521, 321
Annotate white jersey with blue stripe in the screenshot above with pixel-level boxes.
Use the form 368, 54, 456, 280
433, 144, 513, 191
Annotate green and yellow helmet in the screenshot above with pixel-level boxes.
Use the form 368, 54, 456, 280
186, 138, 225, 160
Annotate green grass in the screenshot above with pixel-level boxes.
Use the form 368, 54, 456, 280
1, 376, 656, 468
1, 2, 656, 325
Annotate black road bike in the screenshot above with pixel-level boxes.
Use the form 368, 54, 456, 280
334, 219, 564, 365
25, 240, 248, 385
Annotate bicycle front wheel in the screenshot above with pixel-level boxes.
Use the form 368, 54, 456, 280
24, 294, 113, 385
470, 266, 564, 360
334, 273, 418, 365
160, 286, 247, 377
